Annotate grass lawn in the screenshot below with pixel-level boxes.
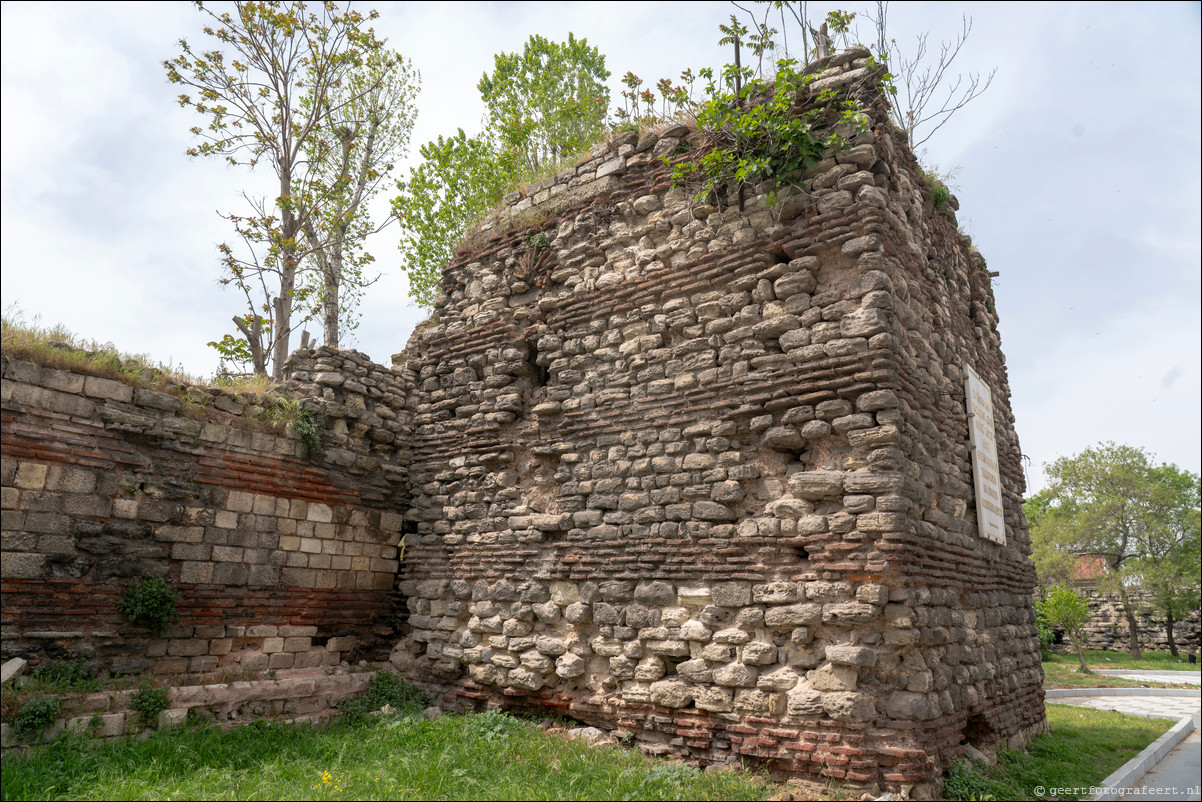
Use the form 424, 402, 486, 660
0, 709, 770, 801
2, 701, 1178, 802
943, 703, 1175, 801
1065, 649, 1201, 672
1042, 650, 1201, 688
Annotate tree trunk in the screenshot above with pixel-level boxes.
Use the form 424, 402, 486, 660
1117, 583, 1142, 660
1166, 609, 1178, 658
233, 315, 268, 377
271, 294, 291, 381
1071, 635, 1090, 673
323, 252, 341, 349
272, 176, 299, 382
809, 22, 832, 61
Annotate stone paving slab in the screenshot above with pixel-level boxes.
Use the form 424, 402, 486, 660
1134, 730, 1201, 802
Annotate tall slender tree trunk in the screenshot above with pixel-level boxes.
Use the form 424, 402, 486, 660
272, 175, 299, 381
1117, 583, 1142, 660
1165, 609, 1178, 658
323, 251, 341, 349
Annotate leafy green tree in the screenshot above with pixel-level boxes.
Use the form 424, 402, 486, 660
1034, 443, 1201, 660
167, 1, 414, 377
393, 131, 515, 307
1037, 585, 1092, 673
394, 35, 609, 308
477, 34, 610, 173
1025, 491, 1080, 596
294, 47, 419, 349
1130, 465, 1201, 657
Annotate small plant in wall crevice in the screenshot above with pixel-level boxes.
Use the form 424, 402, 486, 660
130, 678, 171, 729
14, 695, 60, 739
117, 575, 179, 633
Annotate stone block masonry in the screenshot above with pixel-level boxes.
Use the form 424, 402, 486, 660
1, 45, 1046, 798
387, 47, 1045, 797
1, 353, 407, 675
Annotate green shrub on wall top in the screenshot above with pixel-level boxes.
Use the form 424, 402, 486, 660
117, 575, 179, 633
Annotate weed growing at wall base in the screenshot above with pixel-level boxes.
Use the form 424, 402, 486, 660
14, 696, 60, 739
129, 678, 170, 729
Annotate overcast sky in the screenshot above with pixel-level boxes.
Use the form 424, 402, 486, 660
2, 1, 1199, 490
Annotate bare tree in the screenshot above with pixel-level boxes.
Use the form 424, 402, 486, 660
733, 2, 994, 153
865, 1, 996, 150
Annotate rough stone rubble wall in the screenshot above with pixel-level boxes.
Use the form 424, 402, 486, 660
390, 49, 1044, 795
1075, 586, 1201, 653
1, 348, 408, 676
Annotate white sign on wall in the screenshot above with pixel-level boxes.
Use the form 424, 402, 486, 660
964, 363, 1006, 545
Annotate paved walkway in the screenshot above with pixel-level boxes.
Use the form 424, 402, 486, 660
1094, 669, 1202, 686
1047, 691, 1201, 723
1136, 730, 1201, 801
1046, 681, 1201, 801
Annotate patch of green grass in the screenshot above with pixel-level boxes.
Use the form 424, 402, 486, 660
943, 703, 1174, 801
1, 307, 198, 389
1041, 661, 1195, 690
0, 710, 769, 801
1073, 649, 1199, 671
1042, 650, 1200, 688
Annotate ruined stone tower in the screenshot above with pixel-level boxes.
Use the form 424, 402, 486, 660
1, 46, 1044, 795
387, 47, 1046, 796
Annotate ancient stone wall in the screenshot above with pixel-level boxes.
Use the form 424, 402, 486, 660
1076, 586, 1200, 654
388, 48, 1045, 797
1, 349, 408, 676
1, 46, 1047, 797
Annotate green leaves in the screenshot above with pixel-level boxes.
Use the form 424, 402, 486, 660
1031, 443, 1201, 656
477, 33, 610, 172
117, 575, 180, 634
170, 0, 418, 371
670, 59, 864, 205
394, 130, 511, 307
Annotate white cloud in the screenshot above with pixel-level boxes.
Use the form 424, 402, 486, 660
1, 1, 1198, 481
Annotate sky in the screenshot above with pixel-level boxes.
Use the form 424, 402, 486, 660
1, 1, 1199, 491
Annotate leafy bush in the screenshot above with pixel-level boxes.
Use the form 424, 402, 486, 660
130, 678, 171, 729
337, 670, 428, 725
1036, 610, 1057, 660
365, 670, 428, 714
117, 575, 179, 633
671, 60, 867, 205
921, 167, 955, 212
30, 659, 101, 692
15, 695, 60, 738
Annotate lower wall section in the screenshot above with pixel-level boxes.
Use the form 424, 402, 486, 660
2, 580, 393, 674
391, 575, 1045, 796
1, 358, 407, 675
1, 668, 375, 750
